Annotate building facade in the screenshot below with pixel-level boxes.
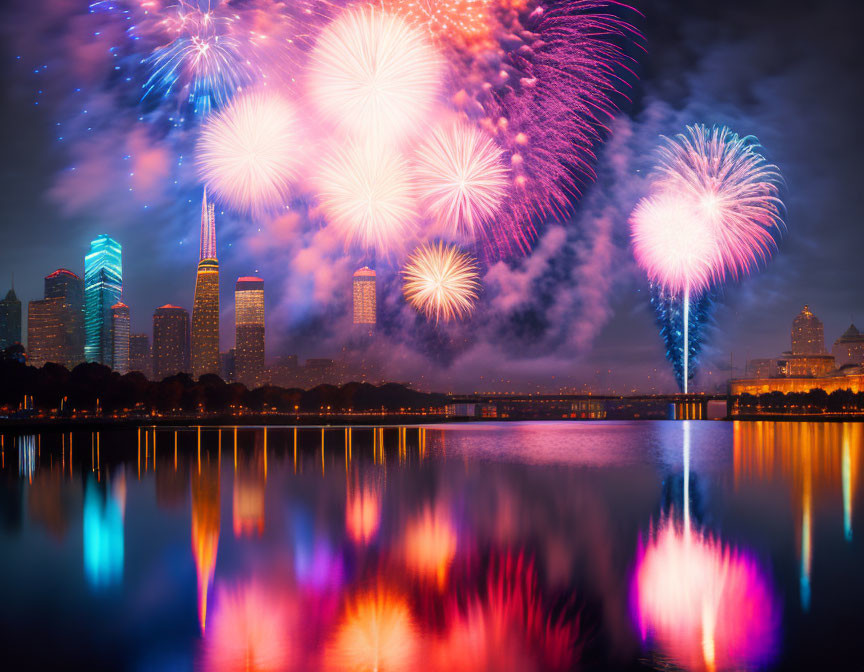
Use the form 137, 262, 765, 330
153, 305, 190, 380
352, 267, 376, 327
191, 191, 220, 379
27, 298, 63, 368
129, 333, 151, 378
84, 234, 122, 366
44, 269, 85, 369
791, 305, 825, 355
832, 324, 864, 367
235, 277, 265, 388
111, 302, 131, 375
0, 286, 22, 350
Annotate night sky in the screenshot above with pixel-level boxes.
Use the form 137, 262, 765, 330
1, 0, 862, 392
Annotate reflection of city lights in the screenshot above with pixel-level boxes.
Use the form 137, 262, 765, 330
233, 451, 266, 537
192, 464, 220, 632
202, 583, 294, 672
633, 520, 779, 672
83, 472, 125, 589
346, 485, 381, 544
403, 505, 457, 586
326, 589, 418, 671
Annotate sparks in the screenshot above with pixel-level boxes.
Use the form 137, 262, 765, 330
402, 242, 480, 322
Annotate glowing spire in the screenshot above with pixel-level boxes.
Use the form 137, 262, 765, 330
199, 188, 217, 262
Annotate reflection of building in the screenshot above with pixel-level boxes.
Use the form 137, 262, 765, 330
191, 190, 220, 379
233, 444, 266, 537
191, 459, 220, 632
353, 267, 376, 328
0, 285, 22, 350
129, 333, 151, 378
111, 302, 130, 375
791, 305, 825, 354
45, 269, 85, 368
153, 305, 190, 380
83, 472, 126, 589
27, 297, 63, 368
235, 277, 265, 388
84, 234, 122, 366
832, 324, 864, 367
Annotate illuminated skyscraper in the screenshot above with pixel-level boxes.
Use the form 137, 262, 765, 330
111, 302, 131, 375
45, 269, 85, 369
353, 267, 376, 328
84, 235, 122, 366
0, 285, 22, 350
192, 190, 220, 379
791, 305, 825, 355
832, 324, 864, 367
153, 305, 190, 380
129, 333, 152, 378
235, 277, 265, 388
27, 298, 63, 367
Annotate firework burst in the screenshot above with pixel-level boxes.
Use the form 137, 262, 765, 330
377, 0, 496, 49
315, 140, 418, 255
413, 121, 510, 242
196, 90, 303, 214
402, 242, 480, 322
307, 6, 444, 144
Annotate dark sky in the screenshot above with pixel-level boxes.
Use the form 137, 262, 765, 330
1, 0, 862, 392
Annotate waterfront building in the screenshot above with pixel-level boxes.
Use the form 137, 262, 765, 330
44, 269, 85, 369
353, 267, 376, 328
129, 333, 151, 378
27, 298, 63, 368
791, 305, 825, 355
832, 324, 864, 367
153, 305, 190, 380
84, 235, 122, 366
0, 285, 22, 350
235, 277, 264, 388
111, 302, 130, 375
220, 349, 235, 383
191, 191, 220, 379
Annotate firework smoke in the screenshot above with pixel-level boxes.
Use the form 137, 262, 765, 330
402, 242, 480, 322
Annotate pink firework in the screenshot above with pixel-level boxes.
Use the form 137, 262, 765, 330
413, 121, 510, 242
630, 125, 784, 296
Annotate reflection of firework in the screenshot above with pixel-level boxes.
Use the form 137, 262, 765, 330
308, 6, 443, 144
631, 125, 784, 297
413, 122, 509, 242
633, 520, 779, 672
402, 242, 480, 322
197, 90, 302, 214
326, 588, 418, 671
403, 505, 457, 586
346, 484, 381, 545
315, 140, 418, 255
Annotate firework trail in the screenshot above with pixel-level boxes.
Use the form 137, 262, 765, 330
315, 139, 418, 256
307, 6, 444, 145
413, 121, 509, 243
402, 242, 480, 322
197, 90, 303, 214
630, 125, 784, 391
650, 286, 713, 393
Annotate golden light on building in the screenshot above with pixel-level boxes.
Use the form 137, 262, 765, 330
791, 304, 825, 355
192, 259, 220, 378
235, 276, 265, 388
352, 266, 376, 327
731, 372, 864, 396
27, 297, 63, 368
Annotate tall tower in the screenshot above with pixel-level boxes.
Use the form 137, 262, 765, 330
192, 190, 220, 379
111, 302, 131, 375
45, 269, 85, 369
153, 305, 190, 380
235, 277, 265, 388
791, 305, 825, 355
353, 267, 377, 329
0, 283, 22, 350
84, 234, 122, 366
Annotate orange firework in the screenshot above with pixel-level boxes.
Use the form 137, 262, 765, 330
377, 0, 495, 49
402, 242, 480, 323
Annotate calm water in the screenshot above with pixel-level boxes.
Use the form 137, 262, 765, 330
0, 421, 861, 671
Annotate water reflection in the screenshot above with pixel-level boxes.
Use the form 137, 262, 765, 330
83, 470, 125, 589
191, 445, 220, 632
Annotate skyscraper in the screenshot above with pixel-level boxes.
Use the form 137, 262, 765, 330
84, 235, 122, 366
111, 302, 131, 375
129, 333, 152, 378
192, 190, 220, 379
235, 277, 264, 388
45, 269, 85, 369
0, 285, 22, 350
153, 305, 190, 380
27, 298, 63, 368
791, 305, 825, 355
353, 267, 376, 328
